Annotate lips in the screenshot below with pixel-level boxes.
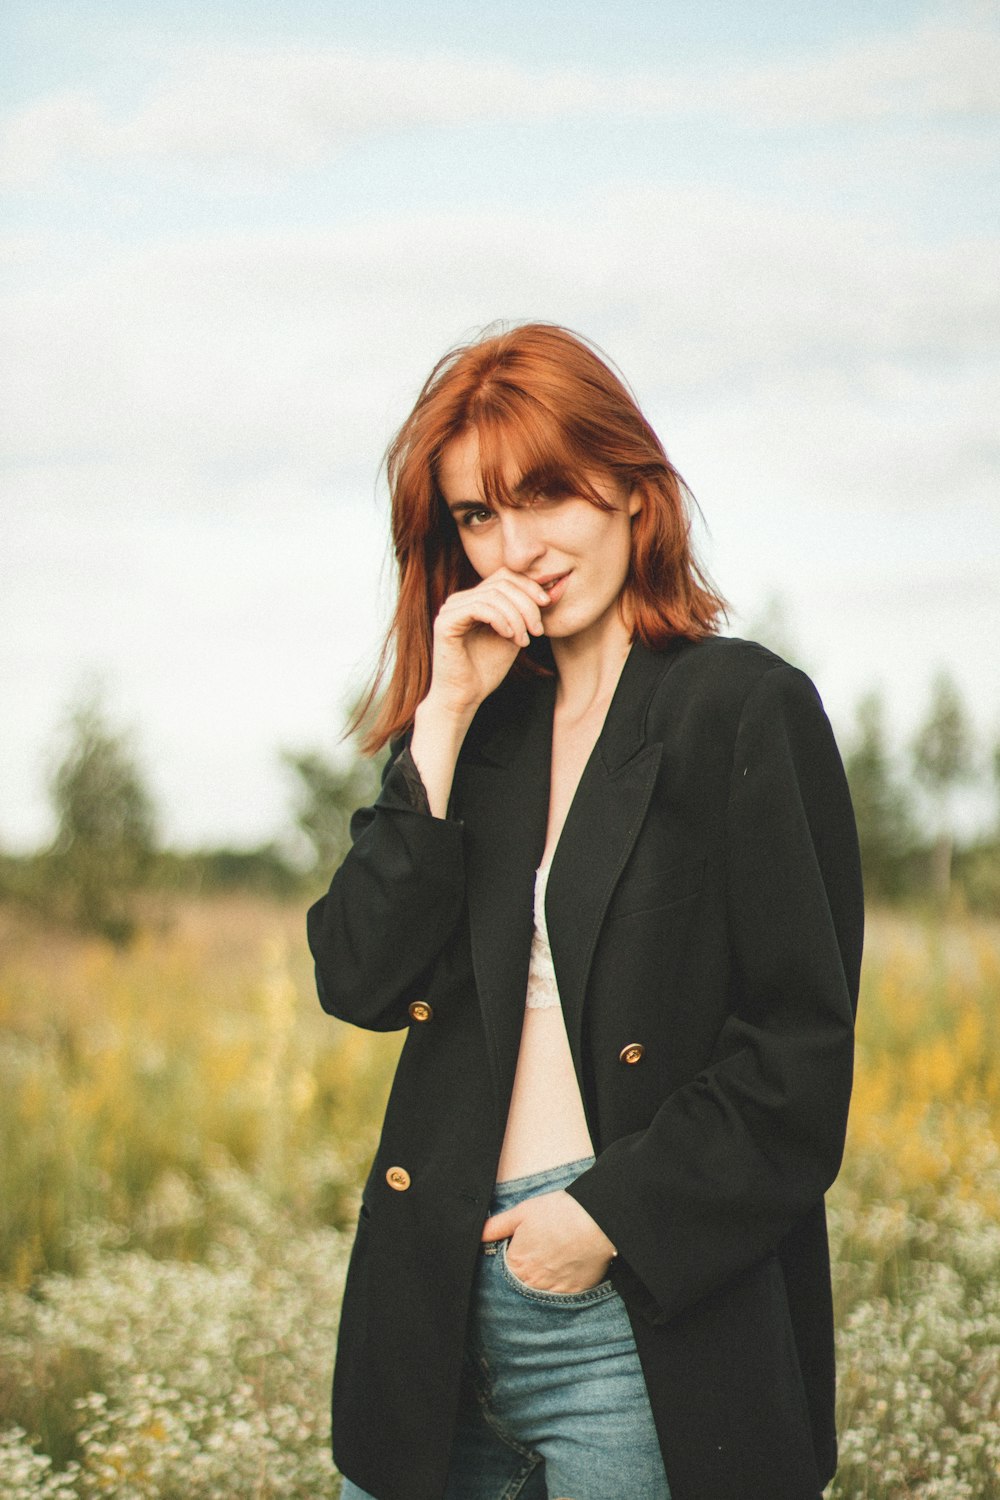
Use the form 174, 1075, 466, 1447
537, 572, 569, 605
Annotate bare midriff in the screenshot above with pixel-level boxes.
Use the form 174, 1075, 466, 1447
496, 1001, 594, 1181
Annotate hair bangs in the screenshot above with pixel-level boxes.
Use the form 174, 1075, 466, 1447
469, 389, 613, 514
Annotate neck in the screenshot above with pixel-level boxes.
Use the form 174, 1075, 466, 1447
550, 613, 634, 721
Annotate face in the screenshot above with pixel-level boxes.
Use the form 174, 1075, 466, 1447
437, 428, 641, 649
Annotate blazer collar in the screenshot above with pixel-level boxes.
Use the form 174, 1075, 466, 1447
597, 635, 685, 772
467, 634, 685, 775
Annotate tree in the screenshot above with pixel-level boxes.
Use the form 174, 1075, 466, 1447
46, 690, 158, 942
283, 746, 384, 876
843, 689, 917, 900
911, 670, 975, 902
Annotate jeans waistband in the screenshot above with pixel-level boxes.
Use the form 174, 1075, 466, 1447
490, 1155, 596, 1216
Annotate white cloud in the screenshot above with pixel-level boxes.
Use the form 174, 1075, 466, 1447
0, 46, 656, 184
2, 11, 997, 184
3, 186, 997, 504
712, 15, 1000, 127
0, 89, 109, 185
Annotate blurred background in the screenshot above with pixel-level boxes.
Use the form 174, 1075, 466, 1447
2, 2, 998, 1497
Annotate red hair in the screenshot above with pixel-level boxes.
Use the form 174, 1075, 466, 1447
356, 322, 726, 753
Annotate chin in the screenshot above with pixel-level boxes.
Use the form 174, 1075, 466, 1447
546, 602, 620, 642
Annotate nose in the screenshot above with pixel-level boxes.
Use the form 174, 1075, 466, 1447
498, 507, 546, 574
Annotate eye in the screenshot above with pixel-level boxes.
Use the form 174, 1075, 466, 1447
524, 483, 573, 508
459, 506, 494, 529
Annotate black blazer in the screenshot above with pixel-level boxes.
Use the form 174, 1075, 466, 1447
307, 634, 864, 1500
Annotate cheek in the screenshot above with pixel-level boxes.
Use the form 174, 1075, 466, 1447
587, 515, 633, 575
457, 530, 494, 580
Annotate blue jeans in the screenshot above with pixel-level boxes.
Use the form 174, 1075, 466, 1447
340, 1156, 671, 1500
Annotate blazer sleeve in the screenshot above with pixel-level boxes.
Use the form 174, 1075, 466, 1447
306, 742, 467, 1031
566, 662, 864, 1327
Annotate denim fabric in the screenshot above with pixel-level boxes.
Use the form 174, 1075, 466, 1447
339, 1156, 671, 1500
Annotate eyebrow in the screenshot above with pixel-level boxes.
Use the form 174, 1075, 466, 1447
444, 473, 542, 517
446, 499, 491, 517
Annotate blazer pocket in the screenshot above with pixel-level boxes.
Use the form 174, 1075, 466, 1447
606, 857, 706, 919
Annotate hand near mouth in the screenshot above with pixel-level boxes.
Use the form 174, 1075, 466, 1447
409, 567, 565, 816
424, 566, 555, 721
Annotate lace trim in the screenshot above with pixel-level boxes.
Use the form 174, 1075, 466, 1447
525, 861, 561, 1010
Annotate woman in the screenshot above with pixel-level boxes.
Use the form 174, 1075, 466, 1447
307, 323, 864, 1500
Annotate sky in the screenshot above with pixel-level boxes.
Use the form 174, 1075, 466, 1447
2, 0, 999, 851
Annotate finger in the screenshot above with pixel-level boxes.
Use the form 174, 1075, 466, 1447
485, 582, 548, 636
472, 588, 535, 646
483, 571, 551, 624
438, 595, 528, 647
479, 578, 547, 637
480, 1208, 519, 1242
488, 568, 553, 611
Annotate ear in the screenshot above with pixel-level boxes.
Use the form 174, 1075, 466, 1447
627, 484, 642, 518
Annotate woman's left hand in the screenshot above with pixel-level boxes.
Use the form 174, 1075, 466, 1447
480, 1189, 618, 1293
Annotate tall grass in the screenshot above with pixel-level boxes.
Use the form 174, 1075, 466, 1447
1, 898, 998, 1497
826, 913, 1000, 1497
0, 899, 401, 1283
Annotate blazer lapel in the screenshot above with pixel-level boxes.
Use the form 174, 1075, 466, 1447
545, 641, 682, 1073
452, 671, 555, 1129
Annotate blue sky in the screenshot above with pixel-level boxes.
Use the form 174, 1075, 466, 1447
2, 0, 998, 848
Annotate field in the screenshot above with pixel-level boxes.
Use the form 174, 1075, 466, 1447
1, 897, 998, 1498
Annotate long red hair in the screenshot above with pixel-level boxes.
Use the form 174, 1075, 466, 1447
356, 322, 726, 753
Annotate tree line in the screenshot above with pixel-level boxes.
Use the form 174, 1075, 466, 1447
1, 672, 997, 944
844, 672, 998, 907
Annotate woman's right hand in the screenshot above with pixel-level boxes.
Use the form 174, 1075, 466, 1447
425, 568, 552, 718
409, 569, 551, 816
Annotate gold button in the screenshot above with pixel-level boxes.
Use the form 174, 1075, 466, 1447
386, 1166, 411, 1191
619, 1042, 645, 1065
408, 1000, 433, 1023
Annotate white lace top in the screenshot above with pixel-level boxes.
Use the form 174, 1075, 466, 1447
525, 861, 560, 1009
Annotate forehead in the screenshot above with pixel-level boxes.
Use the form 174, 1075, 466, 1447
436, 425, 583, 503
437, 429, 494, 501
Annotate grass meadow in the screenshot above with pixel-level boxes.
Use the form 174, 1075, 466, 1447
1, 896, 998, 1498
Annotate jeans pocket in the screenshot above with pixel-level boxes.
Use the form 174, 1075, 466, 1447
499, 1241, 617, 1307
